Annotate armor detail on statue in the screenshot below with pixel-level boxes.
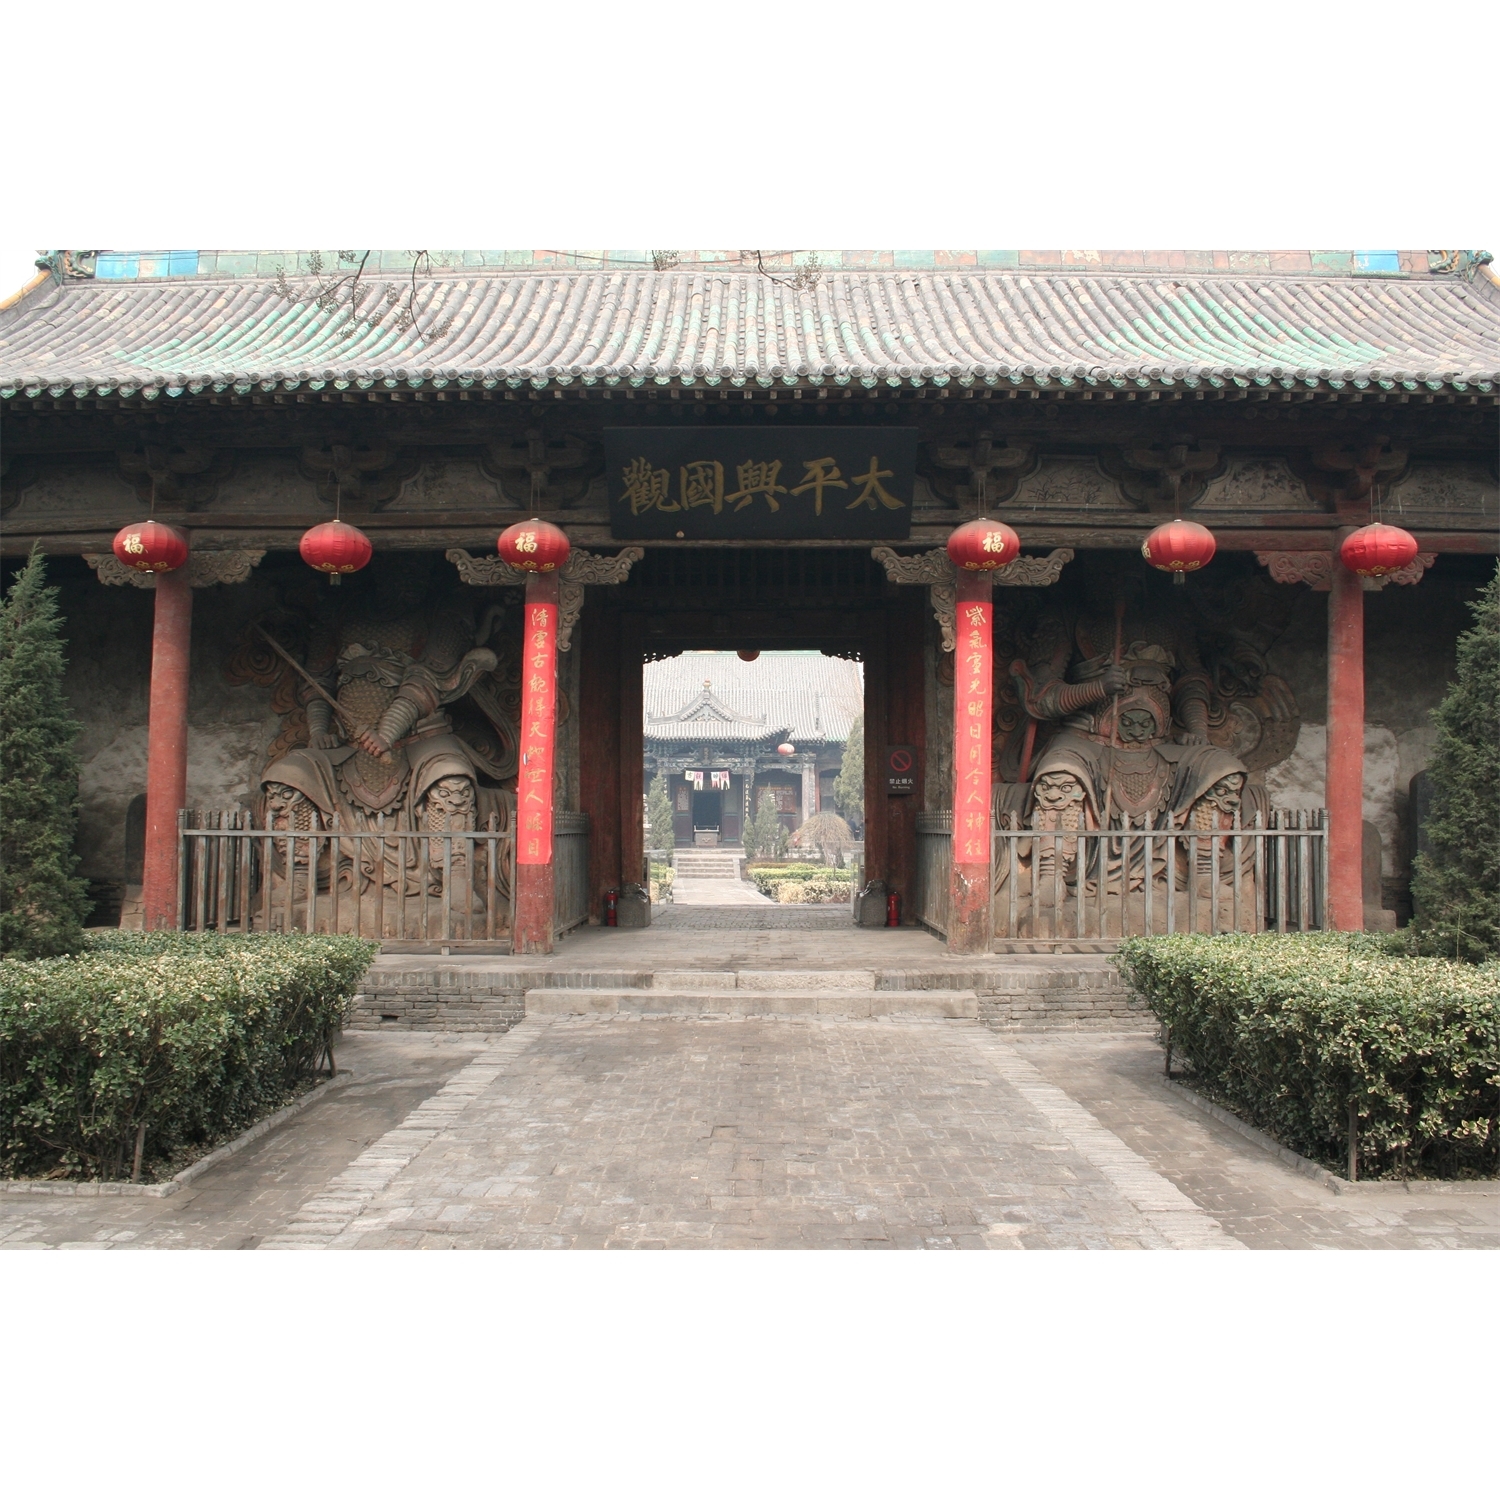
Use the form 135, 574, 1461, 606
991, 572, 1296, 934
242, 563, 520, 934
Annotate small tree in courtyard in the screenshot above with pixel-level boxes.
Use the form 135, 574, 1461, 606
833, 713, 864, 832
1410, 566, 1500, 960
792, 811, 854, 866
0, 552, 90, 957
645, 772, 675, 854
745, 789, 788, 862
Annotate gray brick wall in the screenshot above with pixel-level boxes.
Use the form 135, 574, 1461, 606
975, 966, 1153, 1032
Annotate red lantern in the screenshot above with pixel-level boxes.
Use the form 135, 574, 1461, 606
1339, 522, 1419, 577
1142, 519, 1216, 583
299, 519, 372, 584
777, 742, 795, 756
112, 521, 189, 574
497, 518, 570, 573
737, 649, 761, 662
947, 517, 1021, 571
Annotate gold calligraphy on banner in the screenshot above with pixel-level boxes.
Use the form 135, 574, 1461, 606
623, 454, 908, 518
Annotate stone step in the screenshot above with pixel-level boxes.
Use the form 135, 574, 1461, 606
524, 988, 979, 1019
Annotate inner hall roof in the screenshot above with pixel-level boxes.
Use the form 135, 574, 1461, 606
3, 250, 1498, 400
644, 652, 863, 746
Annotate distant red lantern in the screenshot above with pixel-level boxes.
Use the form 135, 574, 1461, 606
112, 520, 189, 574
947, 517, 1021, 571
1339, 522, 1419, 577
777, 742, 795, 756
299, 519, 372, 584
737, 649, 761, 662
497, 518, 571, 573
1142, 518, 1216, 583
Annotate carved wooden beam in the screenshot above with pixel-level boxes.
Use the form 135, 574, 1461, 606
446, 545, 643, 651
1364, 552, 1437, 589
1254, 548, 1436, 592
84, 550, 265, 589
872, 545, 1072, 651
1254, 549, 1333, 590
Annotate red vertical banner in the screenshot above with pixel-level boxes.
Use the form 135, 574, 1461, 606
513, 575, 559, 952
949, 570, 993, 952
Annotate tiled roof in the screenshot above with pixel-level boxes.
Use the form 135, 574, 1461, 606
644, 652, 863, 744
4, 254, 1499, 399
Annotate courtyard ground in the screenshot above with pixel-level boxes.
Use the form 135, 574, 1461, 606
4, 1018, 1494, 1251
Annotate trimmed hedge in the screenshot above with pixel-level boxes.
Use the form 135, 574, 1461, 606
0, 931, 376, 1182
1116, 933, 1500, 1180
747, 863, 853, 898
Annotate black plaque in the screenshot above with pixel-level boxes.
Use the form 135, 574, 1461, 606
885, 745, 918, 796
605, 427, 916, 540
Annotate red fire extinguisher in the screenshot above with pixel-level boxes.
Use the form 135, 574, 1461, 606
604, 888, 619, 926
886, 890, 901, 928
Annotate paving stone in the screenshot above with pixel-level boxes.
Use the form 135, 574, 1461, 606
5, 1022, 1495, 1252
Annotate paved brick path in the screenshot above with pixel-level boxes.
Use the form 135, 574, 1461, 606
3, 1025, 1495, 1251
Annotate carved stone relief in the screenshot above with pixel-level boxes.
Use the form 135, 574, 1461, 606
1387, 460, 1497, 518
1009, 457, 1125, 512
1196, 456, 1310, 511
117, 444, 235, 511
0, 454, 37, 515
924, 434, 1036, 508
1288, 441, 1408, 514
480, 427, 601, 509
387, 456, 496, 511
298, 439, 421, 509
224, 571, 523, 934
1099, 437, 1224, 512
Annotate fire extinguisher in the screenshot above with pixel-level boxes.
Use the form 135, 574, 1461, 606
886, 890, 901, 928
604, 889, 619, 926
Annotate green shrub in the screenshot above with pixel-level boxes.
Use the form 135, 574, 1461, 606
0, 931, 377, 1181
773, 880, 849, 904
0, 551, 90, 957
1411, 566, 1499, 961
747, 863, 853, 897
1116, 932, 1500, 1179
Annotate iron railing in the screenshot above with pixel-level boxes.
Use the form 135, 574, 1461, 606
913, 808, 1329, 942
553, 811, 591, 938
992, 809, 1327, 941
913, 810, 953, 937
177, 806, 516, 943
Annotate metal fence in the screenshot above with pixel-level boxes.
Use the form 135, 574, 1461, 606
992, 809, 1327, 941
177, 807, 516, 943
912, 808, 1328, 942
553, 811, 591, 938
913, 810, 953, 937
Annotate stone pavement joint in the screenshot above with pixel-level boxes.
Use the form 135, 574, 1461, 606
257, 1026, 543, 1250
969, 1034, 1242, 1250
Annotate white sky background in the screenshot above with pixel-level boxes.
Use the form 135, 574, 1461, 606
5, 5, 1498, 1495
3, 5, 1497, 291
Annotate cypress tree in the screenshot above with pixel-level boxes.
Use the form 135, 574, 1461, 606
645, 772, 675, 854
832, 711, 865, 829
1410, 566, 1500, 960
0, 551, 90, 957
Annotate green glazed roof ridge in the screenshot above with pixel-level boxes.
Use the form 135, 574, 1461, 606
4, 260, 1499, 396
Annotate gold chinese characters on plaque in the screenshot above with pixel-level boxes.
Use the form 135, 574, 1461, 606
606, 428, 916, 540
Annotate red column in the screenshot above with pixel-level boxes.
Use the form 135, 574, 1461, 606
513, 576, 559, 953
1326, 549, 1365, 930
141, 569, 193, 931
949, 571, 993, 952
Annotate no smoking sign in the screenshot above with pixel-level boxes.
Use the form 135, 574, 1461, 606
885, 745, 917, 796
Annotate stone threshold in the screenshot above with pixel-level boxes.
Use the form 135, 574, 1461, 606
0, 1073, 354, 1199
1162, 1077, 1500, 1196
